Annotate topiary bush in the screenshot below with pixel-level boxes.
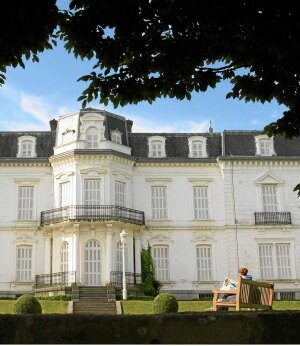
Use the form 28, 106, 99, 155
152, 293, 178, 314
13, 294, 42, 314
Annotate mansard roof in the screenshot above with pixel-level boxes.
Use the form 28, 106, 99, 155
223, 131, 300, 156
0, 131, 56, 158
129, 133, 222, 160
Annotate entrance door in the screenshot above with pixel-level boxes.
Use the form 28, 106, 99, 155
84, 240, 101, 286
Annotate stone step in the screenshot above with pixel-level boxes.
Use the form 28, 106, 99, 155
73, 302, 117, 315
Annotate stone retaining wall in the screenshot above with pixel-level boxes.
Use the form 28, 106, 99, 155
0, 311, 299, 344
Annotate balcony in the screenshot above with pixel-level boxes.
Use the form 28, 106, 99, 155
41, 205, 145, 226
254, 212, 292, 225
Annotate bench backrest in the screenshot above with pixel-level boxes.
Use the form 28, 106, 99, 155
236, 276, 274, 310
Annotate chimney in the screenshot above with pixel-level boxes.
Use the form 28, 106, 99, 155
49, 119, 57, 132
126, 119, 133, 133
208, 120, 213, 134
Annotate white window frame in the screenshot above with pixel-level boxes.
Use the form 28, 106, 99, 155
151, 185, 168, 220
17, 135, 37, 158
115, 241, 128, 272
261, 184, 278, 212
84, 179, 101, 205
148, 136, 166, 158
255, 135, 276, 156
115, 181, 126, 207
86, 127, 99, 149
111, 129, 122, 144
152, 245, 170, 281
17, 186, 34, 220
196, 244, 213, 281
188, 136, 208, 158
61, 241, 69, 272
193, 186, 209, 220
258, 242, 294, 280
84, 239, 102, 286
16, 245, 33, 282
60, 181, 71, 207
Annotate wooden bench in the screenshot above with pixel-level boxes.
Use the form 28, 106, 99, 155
212, 276, 274, 311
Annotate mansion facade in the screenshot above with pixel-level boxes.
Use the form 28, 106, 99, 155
0, 108, 300, 299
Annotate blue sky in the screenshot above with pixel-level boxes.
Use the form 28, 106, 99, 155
0, 39, 286, 133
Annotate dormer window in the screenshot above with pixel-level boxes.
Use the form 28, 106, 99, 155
148, 136, 166, 158
17, 136, 37, 158
188, 136, 207, 158
86, 127, 99, 149
111, 129, 122, 144
255, 135, 276, 156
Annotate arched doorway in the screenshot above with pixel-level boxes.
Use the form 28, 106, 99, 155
84, 240, 101, 286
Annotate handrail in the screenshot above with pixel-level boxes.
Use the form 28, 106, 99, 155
41, 205, 145, 226
254, 212, 291, 225
35, 271, 76, 288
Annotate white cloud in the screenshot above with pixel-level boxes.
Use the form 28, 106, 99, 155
0, 120, 49, 131
20, 92, 52, 126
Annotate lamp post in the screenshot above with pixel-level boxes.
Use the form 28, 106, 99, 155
120, 229, 128, 300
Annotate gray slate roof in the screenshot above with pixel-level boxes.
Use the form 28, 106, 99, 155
0, 132, 56, 158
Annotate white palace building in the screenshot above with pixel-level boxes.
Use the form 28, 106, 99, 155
1, 108, 300, 299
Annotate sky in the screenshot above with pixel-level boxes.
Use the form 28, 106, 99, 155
0, 36, 287, 134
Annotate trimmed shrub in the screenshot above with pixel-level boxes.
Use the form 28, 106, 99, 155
152, 293, 178, 314
13, 294, 42, 314
35, 294, 71, 301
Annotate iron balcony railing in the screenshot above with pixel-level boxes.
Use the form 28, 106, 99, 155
35, 271, 76, 289
110, 271, 142, 287
254, 212, 292, 225
41, 205, 145, 226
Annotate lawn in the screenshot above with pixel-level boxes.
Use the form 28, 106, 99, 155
1, 299, 300, 314
0, 300, 69, 314
121, 300, 300, 314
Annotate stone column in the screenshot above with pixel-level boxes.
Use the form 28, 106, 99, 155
73, 223, 80, 283
106, 223, 113, 283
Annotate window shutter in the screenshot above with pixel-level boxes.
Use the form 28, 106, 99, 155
196, 245, 212, 281
17, 246, 32, 281
193, 186, 209, 219
18, 186, 34, 220
151, 186, 167, 219
262, 185, 278, 212
84, 180, 101, 205
153, 245, 169, 281
276, 244, 292, 279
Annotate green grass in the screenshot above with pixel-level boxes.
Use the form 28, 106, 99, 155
0, 300, 68, 314
2, 299, 300, 315
121, 300, 300, 314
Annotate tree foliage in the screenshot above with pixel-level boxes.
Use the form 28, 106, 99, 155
139, 243, 160, 297
2, 0, 300, 140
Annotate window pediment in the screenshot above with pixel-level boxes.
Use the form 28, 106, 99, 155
254, 172, 284, 185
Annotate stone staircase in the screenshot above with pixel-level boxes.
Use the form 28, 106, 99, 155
72, 285, 117, 315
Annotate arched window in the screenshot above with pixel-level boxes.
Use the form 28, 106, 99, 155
86, 127, 99, 149
115, 241, 128, 272
111, 130, 122, 144
17, 136, 37, 158
148, 136, 166, 158
188, 136, 207, 158
84, 240, 101, 285
61, 241, 69, 272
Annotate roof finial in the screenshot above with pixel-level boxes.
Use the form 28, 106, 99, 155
209, 120, 213, 134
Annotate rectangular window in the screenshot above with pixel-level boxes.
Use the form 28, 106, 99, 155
22, 141, 33, 157
18, 186, 34, 220
16, 246, 32, 281
260, 139, 271, 156
153, 245, 169, 281
193, 186, 209, 219
84, 179, 101, 205
262, 185, 278, 212
196, 245, 213, 281
259, 243, 292, 279
115, 181, 126, 207
192, 141, 203, 158
60, 182, 70, 207
151, 186, 167, 219
152, 141, 162, 157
